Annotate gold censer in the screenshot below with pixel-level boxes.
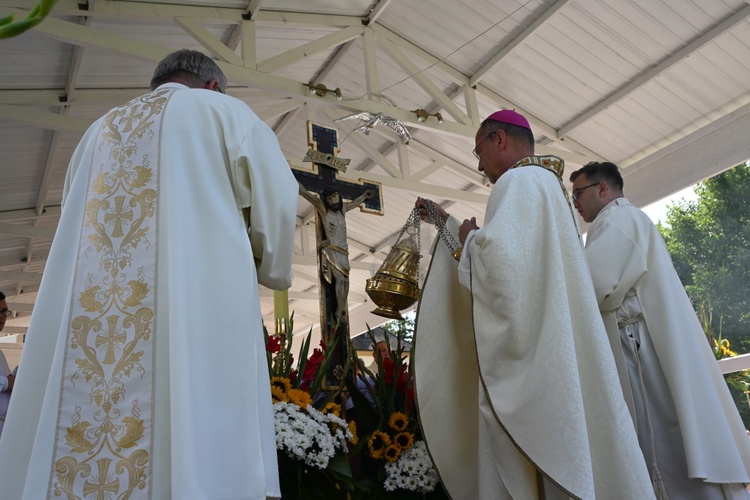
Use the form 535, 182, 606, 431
365, 207, 422, 319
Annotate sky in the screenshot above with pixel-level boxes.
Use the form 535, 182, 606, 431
640, 185, 700, 225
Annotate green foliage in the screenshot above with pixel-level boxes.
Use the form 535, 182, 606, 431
660, 162, 750, 351
698, 303, 750, 393
659, 162, 750, 425
0, 0, 57, 39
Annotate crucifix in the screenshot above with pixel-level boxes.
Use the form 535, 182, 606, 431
293, 121, 383, 388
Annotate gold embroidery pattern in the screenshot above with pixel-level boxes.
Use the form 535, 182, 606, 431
51, 89, 172, 499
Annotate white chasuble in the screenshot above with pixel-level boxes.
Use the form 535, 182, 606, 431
0, 83, 298, 499
415, 160, 654, 500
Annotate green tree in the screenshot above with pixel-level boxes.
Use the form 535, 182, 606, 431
659, 161, 750, 351
659, 161, 750, 425
382, 315, 415, 345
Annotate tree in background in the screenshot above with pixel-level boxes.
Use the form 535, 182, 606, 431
659, 161, 750, 425
382, 315, 415, 345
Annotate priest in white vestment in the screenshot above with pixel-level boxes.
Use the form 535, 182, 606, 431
571, 161, 750, 500
414, 111, 654, 500
0, 293, 13, 439
0, 50, 298, 500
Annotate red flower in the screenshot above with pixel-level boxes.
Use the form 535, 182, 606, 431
396, 368, 410, 393
300, 348, 324, 390
382, 358, 395, 384
266, 336, 281, 354
382, 357, 409, 387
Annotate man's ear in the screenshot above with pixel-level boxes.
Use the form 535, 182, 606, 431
206, 79, 222, 93
496, 129, 508, 149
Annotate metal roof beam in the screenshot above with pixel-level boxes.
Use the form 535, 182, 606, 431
377, 34, 471, 125
0, 223, 55, 239
0, 270, 44, 283
174, 17, 244, 65
258, 25, 362, 74
23, 15, 476, 138
470, 0, 572, 87
0, 206, 61, 222
362, 26, 380, 100
371, 23, 598, 161
0, 104, 89, 132
558, 4, 750, 138
257, 99, 303, 122
345, 132, 403, 178
244, 0, 263, 20
364, 0, 394, 25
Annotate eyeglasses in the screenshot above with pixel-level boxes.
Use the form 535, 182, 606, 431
473, 132, 496, 160
0, 309, 12, 318
571, 182, 600, 201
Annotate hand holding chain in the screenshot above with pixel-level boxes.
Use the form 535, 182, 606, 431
421, 199, 463, 261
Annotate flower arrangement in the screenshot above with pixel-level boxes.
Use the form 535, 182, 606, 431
264, 316, 446, 498
345, 326, 446, 498
264, 317, 359, 498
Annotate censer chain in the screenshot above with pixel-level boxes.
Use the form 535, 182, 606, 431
422, 199, 462, 257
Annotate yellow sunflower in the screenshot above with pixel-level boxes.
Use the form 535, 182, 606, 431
322, 402, 342, 417
384, 444, 401, 463
367, 430, 391, 459
270, 376, 291, 394
388, 411, 409, 432
286, 388, 312, 408
348, 420, 358, 445
270, 385, 288, 403
393, 431, 414, 451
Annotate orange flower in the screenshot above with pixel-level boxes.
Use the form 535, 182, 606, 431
322, 402, 341, 417
393, 431, 414, 451
270, 385, 287, 403
348, 420, 358, 445
367, 430, 391, 459
270, 377, 291, 394
388, 411, 409, 432
286, 388, 312, 408
384, 444, 401, 462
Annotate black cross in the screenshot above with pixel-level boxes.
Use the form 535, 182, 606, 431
293, 122, 383, 213
293, 122, 383, 391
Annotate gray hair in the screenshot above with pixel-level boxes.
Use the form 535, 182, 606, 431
150, 49, 227, 92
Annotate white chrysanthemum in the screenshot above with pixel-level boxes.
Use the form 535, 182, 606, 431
384, 440, 439, 493
273, 401, 351, 470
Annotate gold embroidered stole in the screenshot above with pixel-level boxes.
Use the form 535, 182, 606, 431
50, 88, 174, 498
